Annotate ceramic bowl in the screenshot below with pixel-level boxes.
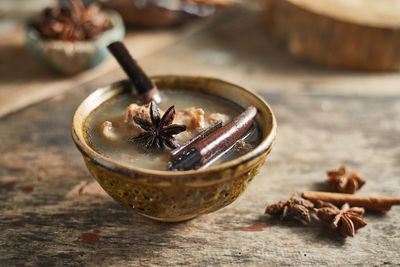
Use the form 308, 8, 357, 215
71, 75, 276, 222
102, 0, 217, 28
25, 10, 125, 75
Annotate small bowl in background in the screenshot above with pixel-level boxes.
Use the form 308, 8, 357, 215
71, 75, 277, 222
24, 10, 125, 75
102, 0, 218, 28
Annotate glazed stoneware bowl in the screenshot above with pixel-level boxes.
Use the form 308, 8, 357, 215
72, 75, 277, 222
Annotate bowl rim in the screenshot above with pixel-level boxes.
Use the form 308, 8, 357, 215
71, 75, 277, 178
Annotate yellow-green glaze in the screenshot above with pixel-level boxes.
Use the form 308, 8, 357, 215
72, 75, 277, 222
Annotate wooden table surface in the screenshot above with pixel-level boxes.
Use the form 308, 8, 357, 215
1, 2, 400, 266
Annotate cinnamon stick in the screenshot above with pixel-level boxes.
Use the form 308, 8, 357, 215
169, 106, 257, 171
302, 191, 400, 211
107, 41, 162, 104
170, 120, 223, 160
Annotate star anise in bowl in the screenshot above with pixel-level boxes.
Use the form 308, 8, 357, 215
327, 166, 365, 194
265, 194, 315, 225
314, 201, 367, 237
128, 101, 186, 150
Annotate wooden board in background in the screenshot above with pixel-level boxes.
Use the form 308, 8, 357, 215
263, 0, 400, 71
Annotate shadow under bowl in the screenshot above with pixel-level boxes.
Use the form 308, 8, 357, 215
71, 75, 277, 222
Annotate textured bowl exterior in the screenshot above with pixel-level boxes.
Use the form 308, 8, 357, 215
82, 145, 270, 222
72, 76, 276, 222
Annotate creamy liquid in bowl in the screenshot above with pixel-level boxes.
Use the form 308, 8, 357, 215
85, 89, 261, 171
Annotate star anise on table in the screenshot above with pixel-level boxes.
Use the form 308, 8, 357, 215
265, 194, 315, 225
327, 166, 365, 193
128, 101, 187, 150
314, 201, 367, 237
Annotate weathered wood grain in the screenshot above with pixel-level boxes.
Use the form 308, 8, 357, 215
1, 3, 400, 267
1, 78, 399, 266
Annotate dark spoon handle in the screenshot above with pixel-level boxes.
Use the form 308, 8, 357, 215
107, 41, 162, 104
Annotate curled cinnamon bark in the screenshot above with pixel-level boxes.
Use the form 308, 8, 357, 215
302, 191, 400, 211
170, 120, 223, 160
168, 106, 257, 171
